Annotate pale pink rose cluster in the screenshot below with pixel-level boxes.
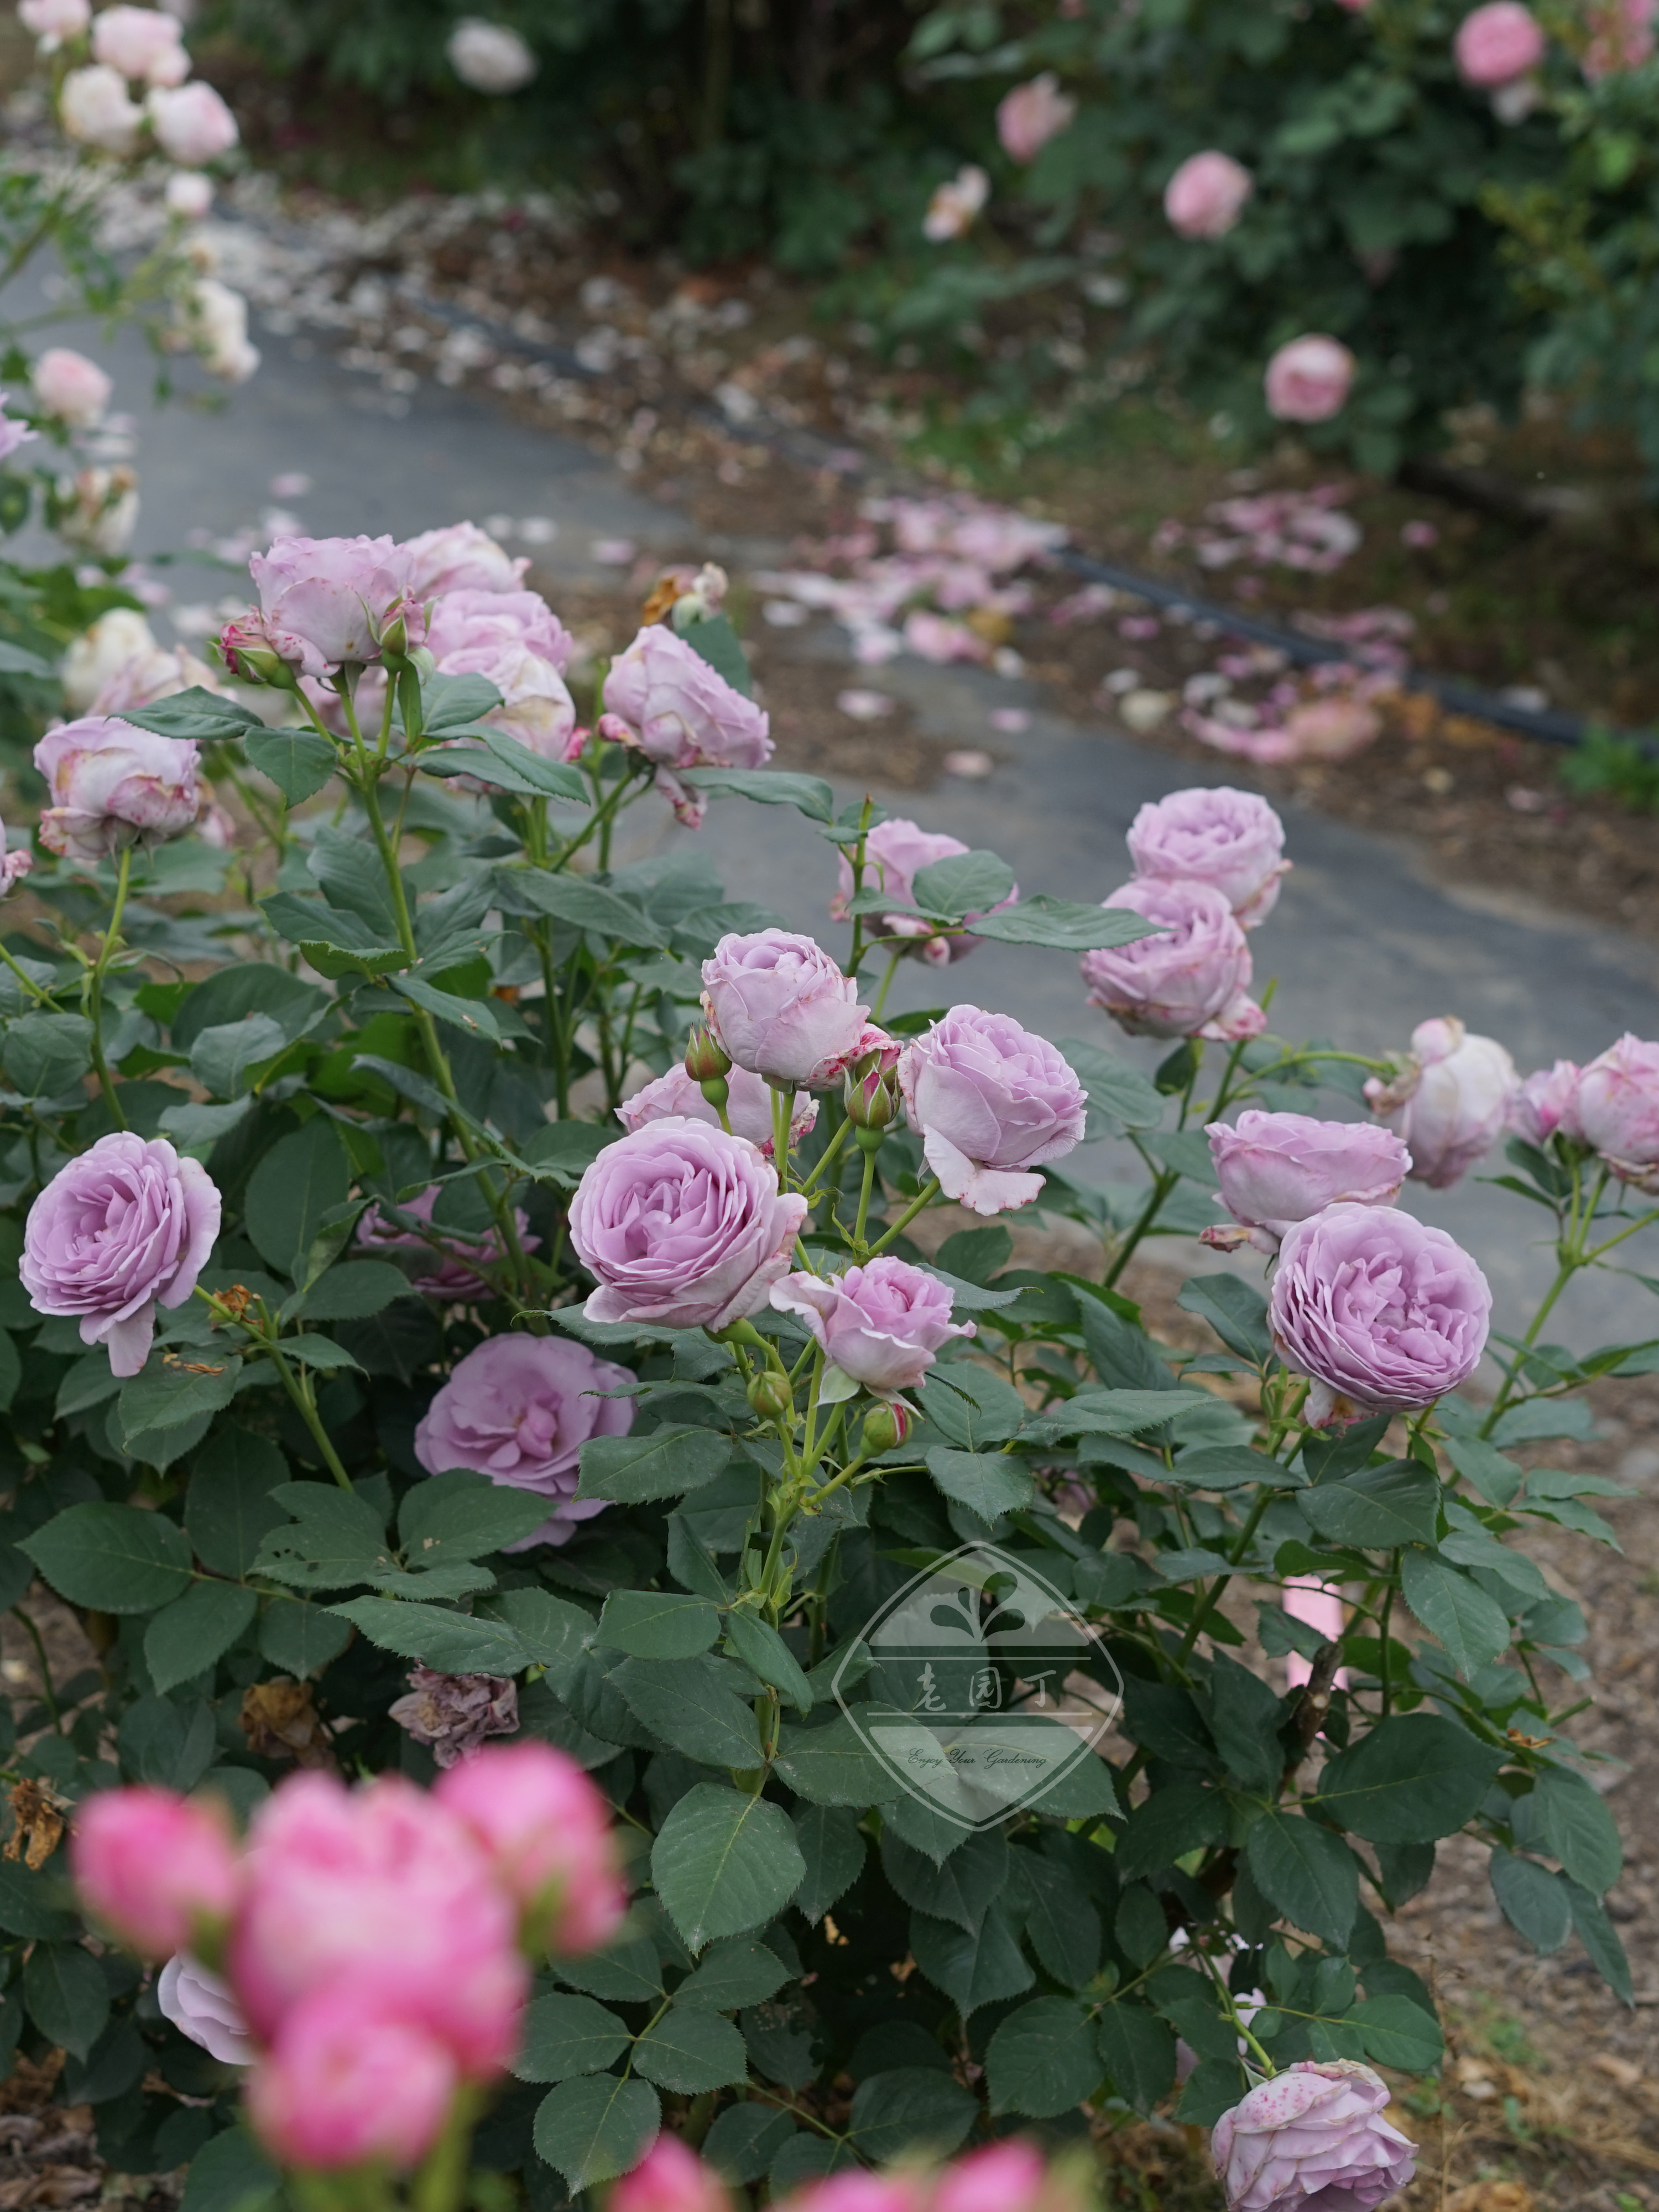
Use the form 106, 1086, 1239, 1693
53, 8, 239, 167
598, 622, 773, 825
1506, 1034, 1659, 1192
72, 1745, 627, 2172
1365, 1015, 1518, 1189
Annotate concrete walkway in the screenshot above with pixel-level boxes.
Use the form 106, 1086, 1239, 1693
102, 312, 1659, 1352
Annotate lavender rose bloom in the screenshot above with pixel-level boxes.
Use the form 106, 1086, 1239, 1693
617, 1063, 817, 1155
1572, 1034, 1659, 1189
898, 1004, 1086, 1215
702, 930, 873, 1089
22, 1133, 221, 1376
1126, 787, 1288, 926
1082, 879, 1265, 1042
828, 817, 1017, 966
0, 816, 32, 899
158, 1955, 255, 2067
598, 624, 772, 824
1212, 2059, 1417, 2212
425, 587, 578, 763
772, 1257, 974, 1397
356, 1184, 539, 1300
34, 716, 202, 862
568, 1118, 810, 1331
403, 521, 529, 598
1205, 1111, 1410, 1251
388, 1668, 519, 1768
243, 534, 421, 674
1509, 1058, 1582, 1147
1364, 1017, 1517, 1190
1269, 1202, 1491, 1428
413, 1333, 634, 1547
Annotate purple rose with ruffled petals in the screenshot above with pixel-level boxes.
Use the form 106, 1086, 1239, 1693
1572, 1033, 1659, 1188
1269, 1202, 1490, 1428
597, 624, 771, 822
0, 815, 32, 899
246, 534, 421, 671
413, 1334, 635, 1547
701, 930, 872, 1088
1509, 1058, 1582, 1147
22, 1133, 221, 1375
617, 1063, 817, 1156
898, 1004, 1086, 1215
1204, 1110, 1408, 1251
34, 716, 202, 863
1082, 878, 1264, 1041
158, 1955, 255, 2067
568, 1118, 809, 1331
403, 523, 528, 599
1364, 1017, 1517, 1190
356, 1184, 539, 1301
828, 817, 1017, 966
772, 1256, 974, 1396
1212, 2059, 1416, 2212
426, 587, 578, 763
1126, 787, 1288, 926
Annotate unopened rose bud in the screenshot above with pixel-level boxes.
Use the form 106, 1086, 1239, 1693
845, 1066, 897, 1131
378, 612, 410, 659
221, 645, 288, 688
747, 1370, 794, 1423
861, 1401, 910, 1454
685, 1025, 732, 1083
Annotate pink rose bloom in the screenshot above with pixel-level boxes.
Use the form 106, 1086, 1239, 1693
356, 1183, 538, 1301
923, 165, 989, 241
1212, 2058, 1417, 2212
1269, 1203, 1491, 1428
617, 1062, 817, 1155
898, 1003, 1087, 1215
1365, 1016, 1518, 1189
613, 2138, 729, 2212
1584, 0, 1656, 77
0, 817, 32, 899
158, 1954, 255, 2065
23, 1133, 221, 1376
1508, 1058, 1581, 1146
228, 1771, 526, 2077
413, 1334, 634, 1548
1455, 1, 1545, 84
787, 2178, 926, 2212
1572, 1033, 1659, 1189
598, 624, 773, 825
435, 1741, 628, 1955
1264, 336, 1356, 424
404, 521, 528, 598
1082, 878, 1265, 1041
246, 1987, 458, 2172
829, 817, 1017, 964
702, 928, 872, 1088
1206, 1110, 1410, 1246
146, 81, 238, 165
91, 4, 186, 82
34, 715, 202, 863
425, 586, 578, 761
165, 170, 212, 218
1126, 786, 1288, 924
568, 1118, 810, 1331
59, 65, 142, 154
20, 0, 91, 47
932, 2144, 1047, 2212
90, 643, 223, 717
71, 1789, 240, 1958
0, 398, 35, 467
1164, 150, 1254, 240
995, 74, 1076, 163
771, 1256, 974, 1396
1283, 1580, 1349, 1691
32, 347, 112, 428
244, 534, 421, 675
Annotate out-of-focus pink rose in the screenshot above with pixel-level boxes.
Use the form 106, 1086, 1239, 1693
701, 929, 872, 1088
784, 2175, 926, 2212
413, 1334, 633, 1549
1455, 1, 1545, 84
1126, 786, 1287, 925
71, 1789, 239, 1958
157, 1954, 255, 2065
389, 1670, 519, 1769
570, 1118, 810, 1331
1584, 0, 1656, 77
60, 64, 143, 152
0, 818, 32, 900
1572, 1033, 1659, 1189
598, 624, 771, 824
1211, 2059, 1417, 2212
932, 2143, 1047, 2212
146, 80, 238, 164
20, 0, 91, 49
772, 1257, 974, 1396
1509, 1058, 1581, 1146
1205, 1110, 1410, 1248
923, 166, 990, 241
90, 642, 223, 717
91, 5, 187, 83
244, 535, 421, 675
32, 348, 112, 428
434, 1741, 628, 1955
996, 74, 1076, 163
356, 1183, 538, 1301
0, 397, 35, 468
164, 169, 212, 217
1265, 336, 1356, 424
617, 1063, 817, 1155
1365, 1016, 1517, 1189
426, 586, 577, 761
1270, 1203, 1491, 1427
1164, 150, 1254, 239
612, 2137, 729, 2212
1282, 1579, 1349, 1692
246, 1987, 458, 2172
898, 1003, 1087, 1215
830, 817, 1017, 964
1083, 878, 1265, 1041
34, 715, 202, 862
404, 521, 528, 598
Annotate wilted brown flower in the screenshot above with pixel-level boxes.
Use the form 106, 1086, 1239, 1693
388, 1668, 518, 1768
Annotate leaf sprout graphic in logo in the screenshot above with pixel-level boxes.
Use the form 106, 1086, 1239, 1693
832, 1541, 1123, 1831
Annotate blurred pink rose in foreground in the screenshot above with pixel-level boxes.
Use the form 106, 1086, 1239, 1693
32, 347, 111, 427
1455, 1, 1545, 84
997, 74, 1076, 163
1165, 150, 1254, 239
1265, 335, 1356, 424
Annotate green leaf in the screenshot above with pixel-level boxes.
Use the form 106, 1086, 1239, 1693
881, 1829, 1006, 1935
503, 871, 667, 948
188, 1014, 288, 1099
298, 1262, 411, 1322
922, 1367, 1030, 1449
774, 1714, 900, 1807
608, 1655, 763, 1767
3, 1013, 93, 1096
253, 1483, 392, 1592
1443, 1438, 1522, 1509
1564, 1878, 1633, 2004
770, 2138, 856, 2192
1400, 1552, 1511, 1678
186, 1427, 289, 1578
244, 729, 337, 806
144, 1580, 257, 1695
1115, 1781, 1230, 1881
532, 2075, 659, 2193
176, 2126, 278, 2212
790, 1805, 865, 1924
1095, 2002, 1177, 2115
392, 973, 503, 1042
1176, 1276, 1272, 1365
22, 1502, 193, 1612
1244, 1811, 1358, 1945
1345, 1994, 1443, 2072
925, 1447, 1034, 1521
1057, 1037, 1164, 1135
244, 1118, 352, 1277
1517, 1766, 1623, 1893
596, 1590, 721, 1660
468, 731, 587, 801
679, 611, 753, 695
328, 1597, 533, 1674
651, 1785, 806, 1950
258, 1597, 353, 1678
119, 1359, 242, 1459
1300, 1463, 1440, 1549
577, 1427, 732, 1506
985, 1997, 1101, 2117
681, 768, 833, 821
116, 687, 263, 743
1316, 1715, 1503, 1843
1018, 1851, 1102, 1989
722, 1611, 812, 1713
1209, 1650, 1289, 1794
910, 851, 1016, 921
515, 1993, 632, 2083
558, 1937, 665, 2007
118, 1692, 216, 1791
851, 2067, 978, 2156
969, 895, 1158, 951
909, 1907, 1034, 2018
633, 2004, 749, 2093
674, 1936, 790, 2012
1489, 1850, 1572, 1954
23, 1942, 108, 2062
398, 1469, 556, 1561
0, 1861, 77, 1941
702, 2104, 796, 2185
